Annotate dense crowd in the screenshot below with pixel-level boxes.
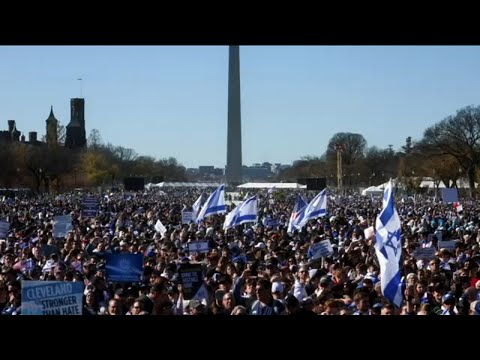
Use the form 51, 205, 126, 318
0, 187, 479, 315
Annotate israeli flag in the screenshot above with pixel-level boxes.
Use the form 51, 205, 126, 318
296, 189, 327, 230
287, 195, 307, 234
223, 195, 257, 230
192, 193, 205, 220
374, 179, 403, 307
196, 184, 226, 223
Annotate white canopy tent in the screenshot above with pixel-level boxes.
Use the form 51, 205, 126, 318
361, 186, 384, 196
146, 182, 222, 189
237, 182, 306, 189
418, 178, 447, 189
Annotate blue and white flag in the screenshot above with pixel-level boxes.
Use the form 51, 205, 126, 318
192, 193, 205, 220
374, 179, 403, 307
196, 184, 226, 223
296, 189, 327, 230
223, 195, 257, 230
287, 195, 307, 234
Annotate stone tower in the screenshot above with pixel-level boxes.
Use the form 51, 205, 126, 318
65, 98, 86, 149
46, 106, 58, 148
225, 45, 242, 184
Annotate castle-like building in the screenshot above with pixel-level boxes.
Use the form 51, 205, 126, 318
0, 98, 87, 149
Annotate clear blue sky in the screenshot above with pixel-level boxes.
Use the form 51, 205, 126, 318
0, 46, 479, 169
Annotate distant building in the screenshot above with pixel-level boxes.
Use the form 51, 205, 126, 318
199, 166, 223, 176
45, 106, 58, 148
0, 97, 87, 151
27, 131, 41, 146
0, 120, 21, 143
242, 164, 272, 181
65, 98, 86, 149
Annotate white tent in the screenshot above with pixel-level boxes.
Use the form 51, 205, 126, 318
453, 178, 478, 189
361, 186, 384, 196
419, 178, 447, 189
237, 182, 306, 189
147, 182, 222, 188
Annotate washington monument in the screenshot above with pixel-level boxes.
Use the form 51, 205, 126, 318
226, 45, 242, 184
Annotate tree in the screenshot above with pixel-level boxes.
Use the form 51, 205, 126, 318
88, 129, 103, 149
0, 142, 18, 187
402, 136, 413, 155
25, 145, 48, 193
41, 122, 66, 145
324, 132, 367, 166
79, 150, 110, 186
421, 105, 480, 196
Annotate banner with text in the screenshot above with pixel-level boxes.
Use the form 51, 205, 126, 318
105, 253, 144, 282
438, 240, 456, 252
413, 247, 436, 261
82, 197, 99, 218
181, 211, 194, 224
178, 264, 204, 300
309, 240, 334, 260
53, 215, 73, 238
22, 281, 83, 315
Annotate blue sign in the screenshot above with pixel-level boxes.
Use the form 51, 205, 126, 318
82, 197, 99, 218
441, 188, 459, 203
0, 221, 10, 239
179, 264, 203, 300
82, 209, 98, 218
309, 240, 333, 260
105, 253, 144, 282
53, 215, 73, 238
22, 281, 83, 315
263, 218, 279, 227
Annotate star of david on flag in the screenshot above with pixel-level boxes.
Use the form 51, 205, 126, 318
374, 179, 403, 307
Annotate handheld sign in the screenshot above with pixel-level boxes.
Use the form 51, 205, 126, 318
105, 253, 144, 282
187, 241, 209, 253
309, 240, 334, 260
22, 281, 83, 315
178, 264, 204, 300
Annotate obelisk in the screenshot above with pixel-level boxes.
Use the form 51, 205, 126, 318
226, 45, 242, 184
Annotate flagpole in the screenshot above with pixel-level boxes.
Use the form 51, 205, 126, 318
77, 78, 83, 97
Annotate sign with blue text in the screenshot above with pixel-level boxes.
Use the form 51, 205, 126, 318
22, 281, 83, 315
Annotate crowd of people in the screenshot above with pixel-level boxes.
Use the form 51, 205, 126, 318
0, 186, 479, 315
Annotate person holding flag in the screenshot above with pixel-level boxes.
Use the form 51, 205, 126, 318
374, 179, 403, 308
287, 195, 307, 234
295, 189, 327, 231
223, 195, 257, 230
196, 184, 226, 224
192, 192, 205, 220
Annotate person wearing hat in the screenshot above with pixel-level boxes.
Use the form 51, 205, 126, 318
312, 275, 332, 299
186, 299, 206, 315
439, 293, 457, 315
